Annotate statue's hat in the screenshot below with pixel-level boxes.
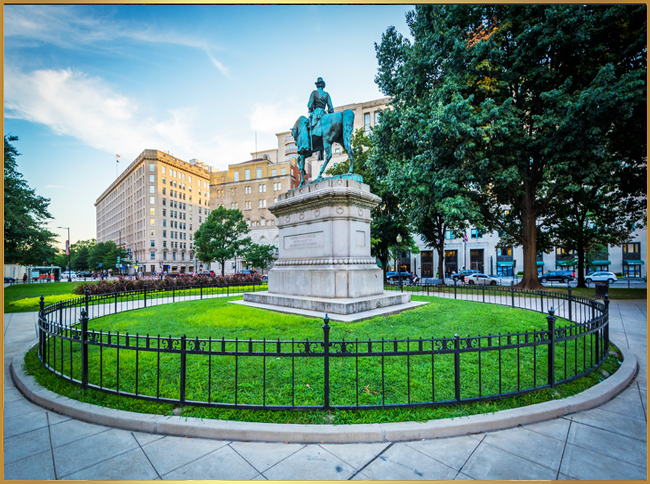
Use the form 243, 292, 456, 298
315, 77, 326, 88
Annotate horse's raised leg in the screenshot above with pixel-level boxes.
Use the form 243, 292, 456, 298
298, 154, 306, 187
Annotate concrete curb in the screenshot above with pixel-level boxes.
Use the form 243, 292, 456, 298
11, 337, 637, 443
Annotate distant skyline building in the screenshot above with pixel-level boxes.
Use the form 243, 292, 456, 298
95, 149, 212, 274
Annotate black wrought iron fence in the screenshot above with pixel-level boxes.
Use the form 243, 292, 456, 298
36, 283, 610, 411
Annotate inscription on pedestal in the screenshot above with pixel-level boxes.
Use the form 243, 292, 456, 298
284, 231, 324, 250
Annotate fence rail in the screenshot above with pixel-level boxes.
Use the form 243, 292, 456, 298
37, 282, 610, 411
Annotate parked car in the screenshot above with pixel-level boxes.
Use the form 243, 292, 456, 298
62, 271, 77, 279
386, 274, 411, 285
585, 272, 617, 284
261, 274, 268, 281
452, 270, 480, 282
238, 270, 256, 275
539, 271, 574, 283
418, 277, 444, 285
465, 273, 501, 285
78, 271, 93, 278
4, 276, 15, 283
385, 271, 398, 278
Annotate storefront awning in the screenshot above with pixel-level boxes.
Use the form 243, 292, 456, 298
536, 261, 544, 266
623, 260, 644, 265
558, 260, 576, 266
591, 260, 611, 266
497, 261, 514, 267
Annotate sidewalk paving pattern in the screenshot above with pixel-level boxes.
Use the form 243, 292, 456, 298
4, 298, 647, 480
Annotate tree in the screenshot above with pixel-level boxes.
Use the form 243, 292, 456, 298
549, 160, 646, 287
193, 206, 252, 276
242, 243, 276, 272
326, 128, 416, 281
369, 98, 480, 281
374, 5, 646, 289
4, 135, 58, 265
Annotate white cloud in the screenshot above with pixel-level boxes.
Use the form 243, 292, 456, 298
4, 5, 229, 76
4, 67, 253, 167
249, 101, 303, 135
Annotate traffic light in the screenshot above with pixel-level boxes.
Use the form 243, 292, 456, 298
117, 256, 121, 263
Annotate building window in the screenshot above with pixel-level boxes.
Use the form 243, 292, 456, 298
282, 168, 286, 175
149, 185, 154, 193
163, 230, 167, 237
162, 166, 166, 174
162, 209, 166, 216
162, 188, 166, 195
272, 169, 276, 177
150, 218, 155, 226
234, 171, 239, 182
163, 252, 167, 261
445, 229, 453, 240
471, 228, 483, 239
374, 111, 380, 125
150, 230, 155, 237
257, 168, 262, 178
149, 163, 154, 171
150, 196, 155, 204
199, 216, 202, 223
149, 174, 154, 182
245, 169, 250, 180
364, 113, 370, 134
150, 240, 155, 247
150, 208, 155, 215
497, 247, 513, 256
188, 175, 192, 183
150, 251, 155, 260
162, 177, 166, 184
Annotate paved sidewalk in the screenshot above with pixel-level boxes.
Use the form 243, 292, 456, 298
4, 300, 646, 480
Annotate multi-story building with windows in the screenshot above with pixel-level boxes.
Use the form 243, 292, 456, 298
95, 149, 213, 275
208, 155, 303, 273
407, 227, 647, 279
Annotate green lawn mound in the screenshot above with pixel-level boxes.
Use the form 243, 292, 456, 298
26, 296, 622, 425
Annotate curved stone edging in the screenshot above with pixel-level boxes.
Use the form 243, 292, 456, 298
11, 338, 637, 444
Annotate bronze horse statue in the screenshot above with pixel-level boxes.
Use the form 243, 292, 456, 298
291, 109, 355, 187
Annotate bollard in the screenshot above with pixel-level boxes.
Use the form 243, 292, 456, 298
547, 307, 556, 387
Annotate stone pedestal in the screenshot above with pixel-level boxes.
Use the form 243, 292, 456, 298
243, 176, 412, 315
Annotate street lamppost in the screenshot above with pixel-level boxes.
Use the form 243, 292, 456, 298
396, 234, 403, 291
57, 226, 71, 282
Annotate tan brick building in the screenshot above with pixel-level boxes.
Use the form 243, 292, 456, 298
95, 149, 213, 274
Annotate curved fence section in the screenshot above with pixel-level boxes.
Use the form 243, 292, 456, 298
36, 283, 610, 411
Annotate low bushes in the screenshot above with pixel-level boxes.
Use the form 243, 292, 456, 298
74, 273, 263, 296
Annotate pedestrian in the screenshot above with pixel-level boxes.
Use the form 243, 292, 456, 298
22, 273, 27, 284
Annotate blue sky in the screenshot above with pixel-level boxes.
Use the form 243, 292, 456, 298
4, 5, 412, 248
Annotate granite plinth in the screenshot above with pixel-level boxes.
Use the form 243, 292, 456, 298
243, 291, 412, 315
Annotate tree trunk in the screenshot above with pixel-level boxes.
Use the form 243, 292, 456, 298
436, 245, 445, 283
576, 242, 586, 288
516, 211, 544, 290
221, 259, 225, 277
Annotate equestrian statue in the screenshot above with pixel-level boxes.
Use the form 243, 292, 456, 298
291, 77, 355, 187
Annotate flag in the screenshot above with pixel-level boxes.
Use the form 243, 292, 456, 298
116, 154, 120, 162
66, 240, 69, 255
464, 233, 468, 242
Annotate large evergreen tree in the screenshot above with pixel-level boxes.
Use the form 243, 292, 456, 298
4, 135, 58, 266
374, 5, 646, 289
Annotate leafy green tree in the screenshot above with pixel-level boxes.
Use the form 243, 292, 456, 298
326, 128, 416, 281
374, 5, 646, 289
194, 206, 252, 276
4, 135, 58, 265
549, 163, 646, 287
71, 239, 96, 271
242, 243, 276, 272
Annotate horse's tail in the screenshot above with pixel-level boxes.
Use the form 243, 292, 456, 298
342, 109, 355, 157
292, 116, 310, 154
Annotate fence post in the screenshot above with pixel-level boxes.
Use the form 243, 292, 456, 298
603, 294, 610, 356
84, 288, 90, 316
511, 280, 515, 307
454, 278, 457, 299
115, 291, 118, 313
81, 309, 89, 389
454, 334, 461, 402
482, 283, 485, 303
144, 283, 147, 308
547, 307, 556, 388
566, 281, 573, 321
180, 334, 186, 404
322, 314, 331, 410
200, 280, 203, 300
540, 289, 544, 313
38, 296, 45, 358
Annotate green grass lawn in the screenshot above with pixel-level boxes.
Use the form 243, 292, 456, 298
27, 295, 618, 424
4, 282, 87, 313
